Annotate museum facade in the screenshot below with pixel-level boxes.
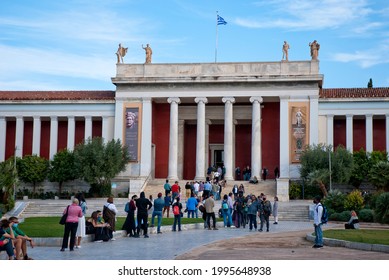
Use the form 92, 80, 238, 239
1, 61, 388, 200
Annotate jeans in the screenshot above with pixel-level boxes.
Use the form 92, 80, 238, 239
314, 224, 323, 246
173, 214, 181, 231
260, 214, 270, 230
206, 212, 216, 228
248, 214, 257, 230
151, 210, 162, 232
187, 210, 195, 218
62, 222, 78, 250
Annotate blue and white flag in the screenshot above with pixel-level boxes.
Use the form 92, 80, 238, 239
217, 15, 227, 25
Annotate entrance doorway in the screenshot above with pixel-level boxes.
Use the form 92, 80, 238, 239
214, 150, 224, 168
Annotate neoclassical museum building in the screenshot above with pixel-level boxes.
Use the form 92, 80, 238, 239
1, 61, 388, 200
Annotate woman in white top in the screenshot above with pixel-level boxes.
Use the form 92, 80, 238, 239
76, 193, 87, 248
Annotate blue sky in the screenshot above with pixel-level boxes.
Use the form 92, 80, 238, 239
0, 0, 388, 90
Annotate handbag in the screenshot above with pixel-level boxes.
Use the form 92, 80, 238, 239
59, 205, 70, 225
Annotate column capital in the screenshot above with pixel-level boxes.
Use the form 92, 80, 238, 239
167, 97, 181, 104
249, 96, 263, 104
142, 97, 152, 103
327, 114, 334, 119
346, 114, 353, 118
50, 115, 58, 121
279, 95, 290, 100
222, 97, 235, 104
194, 97, 208, 104
386, 113, 389, 118
365, 114, 373, 118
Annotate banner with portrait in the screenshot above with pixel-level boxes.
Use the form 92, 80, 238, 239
290, 104, 309, 163
124, 106, 140, 161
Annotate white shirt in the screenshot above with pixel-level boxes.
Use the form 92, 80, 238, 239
314, 203, 323, 225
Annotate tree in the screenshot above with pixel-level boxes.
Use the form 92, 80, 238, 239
349, 149, 369, 187
367, 78, 373, 88
300, 144, 353, 197
16, 155, 49, 193
0, 158, 18, 211
48, 149, 78, 194
368, 161, 389, 191
74, 137, 130, 196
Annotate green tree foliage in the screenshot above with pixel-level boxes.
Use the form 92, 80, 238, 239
323, 189, 346, 213
74, 137, 130, 195
368, 161, 389, 191
300, 144, 353, 197
344, 189, 364, 212
349, 149, 369, 187
0, 158, 17, 210
16, 155, 49, 193
48, 149, 78, 194
374, 192, 389, 224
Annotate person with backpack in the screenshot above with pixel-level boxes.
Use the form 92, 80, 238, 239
313, 196, 324, 248
172, 197, 183, 231
135, 192, 153, 238
247, 195, 260, 231
221, 194, 230, 227
259, 195, 272, 232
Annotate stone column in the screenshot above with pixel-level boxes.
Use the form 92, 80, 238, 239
346, 114, 353, 152
167, 97, 181, 181
250, 96, 263, 180
102, 116, 109, 143
177, 120, 185, 180
222, 97, 235, 180
278, 96, 290, 201
386, 114, 389, 157
309, 96, 319, 145
114, 99, 124, 142
140, 98, 152, 177
327, 115, 334, 149
84, 115, 93, 141
195, 97, 208, 181
15, 116, 24, 158
366, 114, 373, 152
49, 116, 58, 159
32, 116, 41, 156
67, 116, 75, 151
0, 117, 6, 161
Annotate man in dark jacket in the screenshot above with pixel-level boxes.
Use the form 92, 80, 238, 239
135, 191, 153, 238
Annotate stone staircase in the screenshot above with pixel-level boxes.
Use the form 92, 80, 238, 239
13, 179, 311, 221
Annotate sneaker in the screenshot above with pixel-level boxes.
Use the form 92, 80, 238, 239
94, 240, 103, 243
230, 225, 235, 228
312, 244, 323, 248
273, 222, 278, 224
110, 238, 116, 241
60, 248, 65, 252
75, 246, 81, 249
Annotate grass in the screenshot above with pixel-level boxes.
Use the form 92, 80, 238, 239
323, 229, 389, 245
20, 216, 223, 238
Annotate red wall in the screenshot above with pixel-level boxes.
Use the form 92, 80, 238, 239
235, 124, 251, 178
93, 119, 102, 138
373, 119, 386, 151
353, 119, 366, 151
23, 120, 33, 156
58, 120, 68, 151
75, 120, 85, 146
5, 120, 16, 159
261, 102, 280, 179
40, 121, 50, 159
334, 118, 346, 149
183, 124, 196, 179
152, 103, 170, 178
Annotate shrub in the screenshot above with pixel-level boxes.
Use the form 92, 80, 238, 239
368, 190, 385, 210
323, 189, 346, 213
289, 181, 302, 199
344, 190, 364, 212
358, 209, 374, 222
330, 211, 351, 222
374, 192, 389, 224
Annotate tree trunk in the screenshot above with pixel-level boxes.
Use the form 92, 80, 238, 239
319, 181, 328, 197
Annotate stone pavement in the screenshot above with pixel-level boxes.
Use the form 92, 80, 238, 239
7, 221, 389, 260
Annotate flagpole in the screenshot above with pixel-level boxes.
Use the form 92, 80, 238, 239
215, 11, 218, 63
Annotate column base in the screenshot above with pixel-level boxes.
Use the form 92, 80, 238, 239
276, 178, 290, 202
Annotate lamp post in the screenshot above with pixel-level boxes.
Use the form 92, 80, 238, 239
329, 148, 332, 192
13, 146, 18, 200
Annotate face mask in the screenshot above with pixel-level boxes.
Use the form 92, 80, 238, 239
13, 223, 18, 228
97, 217, 102, 222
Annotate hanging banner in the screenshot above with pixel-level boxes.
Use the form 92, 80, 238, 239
124, 106, 140, 161
290, 103, 309, 163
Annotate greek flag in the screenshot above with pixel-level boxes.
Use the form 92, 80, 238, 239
217, 15, 227, 25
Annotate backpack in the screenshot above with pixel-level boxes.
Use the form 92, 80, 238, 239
173, 204, 180, 216
222, 201, 229, 210
319, 204, 328, 224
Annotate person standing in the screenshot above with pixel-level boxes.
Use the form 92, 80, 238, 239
313, 196, 324, 248
247, 195, 260, 231
221, 194, 230, 227
172, 197, 183, 231
136, 191, 153, 238
259, 195, 272, 232
103, 196, 118, 241
151, 193, 165, 234
163, 192, 172, 218
163, 179, 171, 196
273, 196, 279, 224
274, 167, 280, 180
204, 193, 218, 230
60, 198, 82, 252
171, 181, 180, 202
75, 193, 87, 249
186, 193, 198, 218
122, 195, 138, 237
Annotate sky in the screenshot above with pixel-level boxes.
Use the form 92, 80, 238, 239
0, 0, 388, 91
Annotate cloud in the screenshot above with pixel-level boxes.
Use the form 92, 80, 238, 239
237, 0, 374, 32
331, 41, 389, 68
